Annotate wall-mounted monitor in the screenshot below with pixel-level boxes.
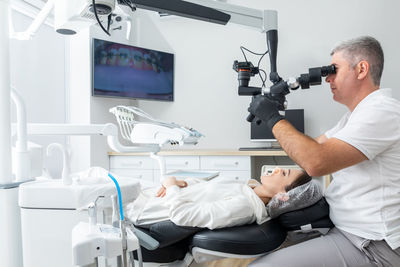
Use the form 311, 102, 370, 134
92, 38, 174, 101
251, 109, 304, 142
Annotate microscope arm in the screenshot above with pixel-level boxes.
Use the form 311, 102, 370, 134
184, 0, 277, 32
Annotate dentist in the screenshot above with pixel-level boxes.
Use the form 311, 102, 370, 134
248, 36, 400, 267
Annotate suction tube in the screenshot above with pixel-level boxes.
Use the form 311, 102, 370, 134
108, 173, 124, 220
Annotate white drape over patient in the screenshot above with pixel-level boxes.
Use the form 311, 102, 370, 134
127, 178, 269, 230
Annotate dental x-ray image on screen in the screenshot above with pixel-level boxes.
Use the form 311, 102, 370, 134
92, 38, 174, 101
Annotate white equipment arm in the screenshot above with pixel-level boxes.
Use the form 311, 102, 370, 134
9, 0, 55, 40
109, 105, 203, 147
11, 123, 160, 153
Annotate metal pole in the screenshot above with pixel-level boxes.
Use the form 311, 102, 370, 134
0, 2, 24, 267
0, 0, 13, 184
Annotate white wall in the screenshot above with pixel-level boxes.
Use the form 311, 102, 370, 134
10, 10, 67, 178
67, 24, 136, 172
10, 0, 400, 173
135, 0, 400, 149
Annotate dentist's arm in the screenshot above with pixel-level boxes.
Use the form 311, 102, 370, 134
247, 96, 366, 176
272, 120, 367, 176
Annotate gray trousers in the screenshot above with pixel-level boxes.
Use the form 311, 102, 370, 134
249, 227, 400, 267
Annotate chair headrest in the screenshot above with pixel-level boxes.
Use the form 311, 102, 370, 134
266, 180, 323, 219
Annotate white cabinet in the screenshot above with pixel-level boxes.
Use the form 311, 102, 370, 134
154, 156, 200, 183
110, 156, 155, 182
200, 156, 251, 182
109, 154, 251, 183
155, 156, 200, 170
110, 156, 154, 169
200, 156, 250, 170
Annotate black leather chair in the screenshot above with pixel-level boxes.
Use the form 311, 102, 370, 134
133, 197, 333, 264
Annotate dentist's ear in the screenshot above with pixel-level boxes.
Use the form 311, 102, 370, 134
357, 60, 369, 80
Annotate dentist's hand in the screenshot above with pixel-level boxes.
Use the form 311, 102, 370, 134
248, 94, 284, 130
156, 177, 188, 197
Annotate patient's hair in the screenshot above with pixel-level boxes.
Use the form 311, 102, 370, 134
284, 170, 312, 192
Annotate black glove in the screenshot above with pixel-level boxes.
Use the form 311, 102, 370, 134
248, 94, 284, 130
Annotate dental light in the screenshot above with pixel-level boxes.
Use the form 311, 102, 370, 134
54, 0, 116, 35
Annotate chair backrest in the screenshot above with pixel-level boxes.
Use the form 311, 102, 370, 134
277, 197, 334, 230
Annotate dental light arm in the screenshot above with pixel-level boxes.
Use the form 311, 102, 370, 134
9, 0, 55, 40
11, 123, 160, 154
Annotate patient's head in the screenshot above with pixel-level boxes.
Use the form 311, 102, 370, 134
253, 167, 312, 204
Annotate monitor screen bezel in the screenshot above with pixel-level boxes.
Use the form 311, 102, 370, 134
91, 38, 174, 102
250, 109, 305, 142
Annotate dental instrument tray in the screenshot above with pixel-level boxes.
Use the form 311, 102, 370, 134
110, 105, 203, 146
165, 170, 219, 181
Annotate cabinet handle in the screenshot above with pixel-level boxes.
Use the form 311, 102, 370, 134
131, 174, 143, 179
120, 161, 143, 167
170, 161, 189, 167
214, 162, 239, 167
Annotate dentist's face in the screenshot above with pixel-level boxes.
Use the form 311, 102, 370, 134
260, 167, 303, 191
325, 51, 360, 107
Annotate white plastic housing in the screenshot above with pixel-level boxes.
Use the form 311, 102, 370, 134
130, 123, 200, 146
19, 176, 140, 267
72, 222, 139, 266
12, 142, 43, 180
54, 0, 115, 34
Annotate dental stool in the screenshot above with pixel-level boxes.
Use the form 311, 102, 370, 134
134, 197, 333, 264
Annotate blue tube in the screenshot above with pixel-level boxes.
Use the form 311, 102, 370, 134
107, 173, 124, 221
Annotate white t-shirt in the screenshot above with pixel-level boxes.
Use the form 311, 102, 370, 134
127, 177, 269, 230
324, 88, 400, 250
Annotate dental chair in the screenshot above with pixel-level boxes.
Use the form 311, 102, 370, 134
131, 177, 334, 266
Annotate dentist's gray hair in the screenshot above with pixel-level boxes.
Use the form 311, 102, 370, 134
331, 36, 384, 86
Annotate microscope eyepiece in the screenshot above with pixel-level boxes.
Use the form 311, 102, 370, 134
298, 64, 336, 89
321, 64, 336, 77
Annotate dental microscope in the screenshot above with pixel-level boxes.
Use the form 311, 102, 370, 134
232, 30, 336, 124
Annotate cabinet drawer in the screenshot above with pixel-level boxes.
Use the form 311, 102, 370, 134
214, 170, 251, 183
154, 156, 200, 170
110, 156, 154, 169
110, 168, 154, 182
200, 156, 250, 171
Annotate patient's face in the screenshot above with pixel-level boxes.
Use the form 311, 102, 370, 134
260, 167, 303, 193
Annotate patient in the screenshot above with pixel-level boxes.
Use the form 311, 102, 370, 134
127, 167, 311, 230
